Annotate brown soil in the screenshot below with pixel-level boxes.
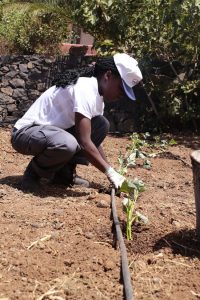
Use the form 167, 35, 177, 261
0, 128, 200, 300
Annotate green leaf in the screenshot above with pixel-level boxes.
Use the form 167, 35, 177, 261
120, 178, 145, 194
168, 139, 177, 146
143, 159, 151, 169
135, 211, 148, 224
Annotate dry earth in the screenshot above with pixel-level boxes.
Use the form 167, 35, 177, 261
0, 127, 200, 300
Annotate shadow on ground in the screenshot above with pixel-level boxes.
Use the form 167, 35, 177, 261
154, 229, 200, 258
0, 175, 104, 198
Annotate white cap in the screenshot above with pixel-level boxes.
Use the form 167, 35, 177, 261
114, 53, 143, 100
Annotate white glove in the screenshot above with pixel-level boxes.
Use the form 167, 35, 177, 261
105, 166, 125, 189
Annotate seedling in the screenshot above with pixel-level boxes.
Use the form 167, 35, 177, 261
120, 179, 147, 240
118, 151, 136, 175
124, 133, 177, 170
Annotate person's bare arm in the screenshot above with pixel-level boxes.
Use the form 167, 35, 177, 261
75, 113, 109, 173
98, 145, 108, 162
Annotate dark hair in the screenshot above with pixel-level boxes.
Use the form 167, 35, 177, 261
52, 56, 120, 88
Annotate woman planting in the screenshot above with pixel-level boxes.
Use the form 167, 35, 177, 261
11, 53, 143, 192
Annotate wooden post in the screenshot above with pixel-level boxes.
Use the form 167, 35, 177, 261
191, 150, 200, 238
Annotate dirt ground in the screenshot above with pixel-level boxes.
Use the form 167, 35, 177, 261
0, 127, 200, 300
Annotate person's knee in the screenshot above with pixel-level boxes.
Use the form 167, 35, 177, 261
101, 116, 110, 134
92, 115, 110, 134
47, 130, 80, 156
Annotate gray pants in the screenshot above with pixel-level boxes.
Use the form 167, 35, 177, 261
11, 115, 109, 178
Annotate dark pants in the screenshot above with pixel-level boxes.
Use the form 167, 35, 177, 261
11, 115, 110, 178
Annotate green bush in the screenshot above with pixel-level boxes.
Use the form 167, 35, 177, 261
68, 0, 200, 130
0, 2, 71, 54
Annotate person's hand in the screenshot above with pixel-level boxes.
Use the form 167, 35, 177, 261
105, 166, 126, 189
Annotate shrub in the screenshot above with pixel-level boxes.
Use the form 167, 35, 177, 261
0, 2, 71, 54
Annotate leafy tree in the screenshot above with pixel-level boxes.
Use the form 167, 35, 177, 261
64, 0, 200, 130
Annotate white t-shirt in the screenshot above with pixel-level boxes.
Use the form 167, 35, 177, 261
14, 77, 104, 130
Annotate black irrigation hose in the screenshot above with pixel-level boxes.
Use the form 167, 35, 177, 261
111, 188, 134, 300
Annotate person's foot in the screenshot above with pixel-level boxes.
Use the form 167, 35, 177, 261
50, 164, 89, 188
21, 161, 40, 192
73, 175, 90, 187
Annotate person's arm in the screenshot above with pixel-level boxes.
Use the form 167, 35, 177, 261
98, 145, 108, 163
75, 112, 109, 172
75, 112, 126, 188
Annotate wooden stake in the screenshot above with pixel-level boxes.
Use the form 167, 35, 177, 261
191, 150, 200, 238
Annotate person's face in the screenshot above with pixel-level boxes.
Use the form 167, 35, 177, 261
98, 70, 125, 102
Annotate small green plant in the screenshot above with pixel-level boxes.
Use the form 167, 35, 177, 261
117, 132, 177, 240
120, 179, 147, 240
122, 133, 178, 171
154, 136, 177, 148
118, 151, 136, 175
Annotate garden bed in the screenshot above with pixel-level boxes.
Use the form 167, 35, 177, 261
0, 127, 200, 300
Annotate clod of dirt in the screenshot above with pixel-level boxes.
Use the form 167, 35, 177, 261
103, 260, 116, 271
0, 189, 7, 197
96, 200, 110, 208
84, 232, 94, 239
64, 259, 74, 267
87, 191, 98, 200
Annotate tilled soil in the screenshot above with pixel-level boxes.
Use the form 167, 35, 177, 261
0, 128, 200, 300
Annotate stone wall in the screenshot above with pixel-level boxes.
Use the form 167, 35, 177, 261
0, 55, 54, 125
0, 55, 139, 132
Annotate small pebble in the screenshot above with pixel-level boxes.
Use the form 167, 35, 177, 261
96, 200, 109, 208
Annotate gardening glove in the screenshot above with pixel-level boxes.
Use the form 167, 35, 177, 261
105, 166, 126, 189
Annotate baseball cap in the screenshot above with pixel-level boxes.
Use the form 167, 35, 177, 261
114, 53, 143, 101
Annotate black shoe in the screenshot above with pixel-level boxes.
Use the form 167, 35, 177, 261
21, 161, 40, 192
73, 175, 90, 187
50, 164, 89, 188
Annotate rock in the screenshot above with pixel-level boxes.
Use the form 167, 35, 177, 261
103, 260, 115, 271
13, 89, 27, 99
96, 200, 109, 208
91, 264, 99, 271
30, 223, 41, 228
19, 64, 28, 73
19, 72, 29, 81
7, 104, 17, 112
0, 78, 9, 87
9, 78, 25, 89
5, 71, 18, 78
10, 65, 18, 71
1, 66, 9, 72
45, 58, 53, 64
0, 92, 14, 104
85, 232, 94, 239
37, 83, 46, 92
97, 259, 103, 266
53, 221, 64, 230
27, 62, 34, 69
152, 277, 162, 284
87, 191, 98, 200
1, 87, 13, 96
171, 220, 181, 228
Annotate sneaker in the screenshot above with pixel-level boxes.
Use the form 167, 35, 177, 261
50, 164, 89, 188
21, 160, 40, 192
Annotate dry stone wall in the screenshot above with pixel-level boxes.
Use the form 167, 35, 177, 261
0, 55, 54, 125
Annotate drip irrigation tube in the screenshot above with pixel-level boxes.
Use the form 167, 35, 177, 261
111, 188, 134, 300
